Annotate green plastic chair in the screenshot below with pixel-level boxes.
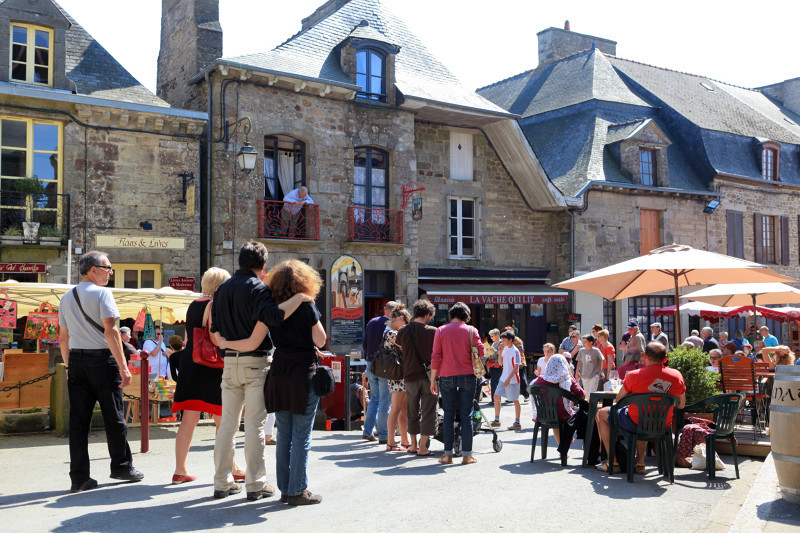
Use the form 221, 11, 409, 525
674, 393, 744, 479
609, 393, 678, 483
529, 384, 581, 465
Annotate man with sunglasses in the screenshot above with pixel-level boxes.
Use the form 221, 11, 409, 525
58, 251, 143, 493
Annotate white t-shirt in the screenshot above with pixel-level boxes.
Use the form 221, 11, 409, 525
58, 281, 120, 349
537, 356, 549, 374
142, 340, 171, 379
499, 345, 521, 383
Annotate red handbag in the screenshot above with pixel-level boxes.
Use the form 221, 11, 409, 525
192, 301, 224, 369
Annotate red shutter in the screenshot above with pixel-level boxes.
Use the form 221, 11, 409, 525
754, 214, 764, 263
781, 216, 790, 266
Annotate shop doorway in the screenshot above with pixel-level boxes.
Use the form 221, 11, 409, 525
363, 270, 395, 321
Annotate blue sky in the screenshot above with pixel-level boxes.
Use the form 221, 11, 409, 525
57, 0, 798, 95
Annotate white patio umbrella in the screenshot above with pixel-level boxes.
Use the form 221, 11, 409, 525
554, 244, 795, 346
681, 282, 800, 328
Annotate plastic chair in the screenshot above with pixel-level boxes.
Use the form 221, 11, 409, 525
675, 393, 744, 479
609, 392, 678, 483
529, 384, 581, 465
718, 355, 768, 439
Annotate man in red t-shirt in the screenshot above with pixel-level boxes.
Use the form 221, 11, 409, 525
594, 342, 686, 474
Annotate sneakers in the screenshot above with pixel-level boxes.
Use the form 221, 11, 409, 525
287, 489, 322, 505
70, 478, 98, 493
361, 434, 377, 442
490, 420, 501, 428
213, 483, 242, 499
280, 494, 288, 503
110, 467, 144, 482
247, 483, 275, 501
507, 422, 522, 430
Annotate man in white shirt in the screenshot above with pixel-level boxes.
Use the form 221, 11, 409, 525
142, 326, 172, 379
281, 186, 314, 238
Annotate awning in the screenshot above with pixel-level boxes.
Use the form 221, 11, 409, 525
422, 283, 568, 305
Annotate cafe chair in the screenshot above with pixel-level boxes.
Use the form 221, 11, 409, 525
674, 393, 744, 479
529, 384, 582, 465
609, 393, 678, 483
718, 355, 768, 439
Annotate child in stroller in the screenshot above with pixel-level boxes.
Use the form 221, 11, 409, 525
433, 376, 503, 456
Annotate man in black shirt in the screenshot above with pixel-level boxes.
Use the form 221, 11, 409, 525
210, 241, 309, 501
700, 326, 719, 354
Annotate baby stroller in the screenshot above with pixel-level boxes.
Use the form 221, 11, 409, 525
433, 376, 503, 455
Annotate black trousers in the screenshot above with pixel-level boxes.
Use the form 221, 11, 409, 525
67, 351, 133, 484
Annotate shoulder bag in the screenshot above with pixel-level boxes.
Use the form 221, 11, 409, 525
469, 326, 485, 377
192, 301, 224, 369
71, 288, 125, 355
369, 341, 404, 381
313, 353, 336, 398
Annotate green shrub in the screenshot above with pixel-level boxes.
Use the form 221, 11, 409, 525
667, 345, 720, 409
38, 225, 62, 238
2, 226, 22, 236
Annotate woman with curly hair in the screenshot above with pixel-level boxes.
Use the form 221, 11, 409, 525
384, 305, 412, 451
219, 259, 326, 505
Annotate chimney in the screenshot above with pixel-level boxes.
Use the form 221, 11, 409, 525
759, 78, 800, 118
302, 0, 349, 31
536, 25, 616, 66
157, 0, 222, 109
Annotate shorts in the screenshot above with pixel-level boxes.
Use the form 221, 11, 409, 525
388, 379, 405, 393
615, 406, 639, 434
494, 380, 520, 402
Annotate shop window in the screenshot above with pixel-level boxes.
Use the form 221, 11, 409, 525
450, 131, 474, 180
0, 117, 61, 231
449, 197, 478, 259
603, 299, 617, 346
263, 135, 305, 200
628, 295, 674, 344
10, 24, 53, 86
108, 264, 161, 289
356, 49, 386, 102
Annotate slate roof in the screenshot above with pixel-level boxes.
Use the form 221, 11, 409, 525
220, 0, 507, 115
479, 46, 800, 195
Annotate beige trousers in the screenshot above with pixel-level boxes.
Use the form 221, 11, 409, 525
213, 356, 269, 492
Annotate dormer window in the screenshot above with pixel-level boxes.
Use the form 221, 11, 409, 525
639, 148, 656, 186
10, 24, 53, 86
356, 49, 385, 102
760, 141, 780, 181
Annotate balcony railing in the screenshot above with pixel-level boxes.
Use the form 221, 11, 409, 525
257, 199, 320, 240
347, 206, 403, 244
0, 190, 70, 245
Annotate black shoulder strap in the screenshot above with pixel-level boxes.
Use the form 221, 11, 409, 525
72, 287, 105, 334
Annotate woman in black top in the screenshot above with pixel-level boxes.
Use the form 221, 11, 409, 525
217, 260, 326, 505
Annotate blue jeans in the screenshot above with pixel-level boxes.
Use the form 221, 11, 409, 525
439, 374, 477, 456
275, 387, 318, 496
362, 367, 391, 440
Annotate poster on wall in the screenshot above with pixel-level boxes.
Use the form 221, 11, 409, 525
330, 255, 363, 346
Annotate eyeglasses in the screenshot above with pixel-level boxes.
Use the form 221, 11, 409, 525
710, 356, 721, 360
95, 265, 114, 272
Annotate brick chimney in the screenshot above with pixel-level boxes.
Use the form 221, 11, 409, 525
157, 0, 222, 109
537, 25, 616, 66
759, 78, 800, 118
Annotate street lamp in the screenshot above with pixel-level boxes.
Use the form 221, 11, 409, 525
224, 116, 257, 172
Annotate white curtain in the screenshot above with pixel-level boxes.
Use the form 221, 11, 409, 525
277, 151, 294, 197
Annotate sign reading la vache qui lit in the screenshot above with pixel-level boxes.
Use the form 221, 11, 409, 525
95, 235, 185, 250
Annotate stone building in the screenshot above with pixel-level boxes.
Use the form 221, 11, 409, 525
157, 0, 572, 354
478, 24, 800, 344
0, 0, 206, 298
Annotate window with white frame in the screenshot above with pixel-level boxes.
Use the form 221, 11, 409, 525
449, 197, 478, 259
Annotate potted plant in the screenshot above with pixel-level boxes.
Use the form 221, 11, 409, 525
38, 225, 62, 246
13, 176, 46, 240
667, 345, 720, 414
1, 226, 23, 246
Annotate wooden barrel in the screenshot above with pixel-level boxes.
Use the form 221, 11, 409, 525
770, 365, 800, 505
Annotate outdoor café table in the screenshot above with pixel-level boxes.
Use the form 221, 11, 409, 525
582, 390, 619, 467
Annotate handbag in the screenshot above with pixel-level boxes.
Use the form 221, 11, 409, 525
192, 301, 224, 369
469, 326, 485, 377
369, 344, 404, 380
313, 355, 336, 398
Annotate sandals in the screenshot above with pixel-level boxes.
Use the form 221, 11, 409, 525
634, 464, 646, 475
416, 450, 435, 457
594, 462, 621, 474
385, 444, 408, 452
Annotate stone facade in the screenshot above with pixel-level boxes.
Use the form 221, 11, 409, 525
537, 26, 617, 65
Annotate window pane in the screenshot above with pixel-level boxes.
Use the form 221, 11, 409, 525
32, 152, 57, 180
371, 168, 385, 186
33, 66, 48, 83
12, 26, 27, 44
354, 185, 366, 205
356, 73, 367, 91
450, 199, 457, 217
462, 238, 474, 256
450, 236, 458, 255
354, 166, 366, 185
450, 218, 458, 235
370, 52, 382, 74
356, 51, 366, 74
263, 156, 274, 178
371, 187, 385, 207
35, 30, 49, 48
2, 120, 27, 148
354, 149, 367, 168
12, 44, 26, 62
33, 124, 58, 151
371, 151, 385, 168
141, 270, 155, 289
35, 48, 48, 67
11, 63, 26, 81
462, 200, 474, 218
370, 75, 382, 93
1, 149, 26, 177
124, 270, 138, 289
463, 219, 474, 238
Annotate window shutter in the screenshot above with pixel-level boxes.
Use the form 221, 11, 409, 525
798, 215, 800, 265
754, 213, 764, 263
781, 216, 790, 266
726, 210, 744, 259
640, 209, 659, 256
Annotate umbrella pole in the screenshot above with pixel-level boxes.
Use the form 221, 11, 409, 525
752, 294, 758, 330
673, 275, 682, 348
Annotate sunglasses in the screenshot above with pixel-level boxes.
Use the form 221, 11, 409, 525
94, 265, 114, 271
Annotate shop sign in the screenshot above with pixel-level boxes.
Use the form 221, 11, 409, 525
567, 313, 581, 322
330, 255, 363, 345
428, 293, 567, 305
168, 277, 195, 291
0, 262, 46, 274
96, 235, 185, 250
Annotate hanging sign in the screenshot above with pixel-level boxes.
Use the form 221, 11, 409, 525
330, 255, 363, 345
411, 198, 422, 221
0, 262, 46, 274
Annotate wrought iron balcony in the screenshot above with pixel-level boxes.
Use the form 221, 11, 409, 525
347, 206, 403, 244
257, 199, 320, 240
0, 190, 70, 245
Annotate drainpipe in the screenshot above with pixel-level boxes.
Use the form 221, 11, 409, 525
202, 71, 213, 273
567, 209, 575, 313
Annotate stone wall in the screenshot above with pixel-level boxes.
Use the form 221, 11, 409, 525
537, 27, 616, 65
